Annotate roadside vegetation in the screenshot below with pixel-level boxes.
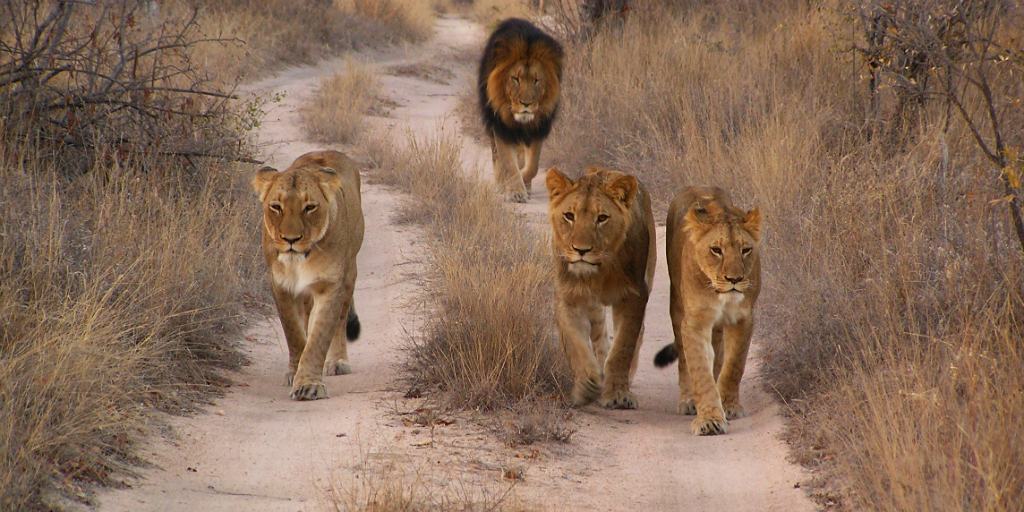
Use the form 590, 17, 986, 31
301, 59, 385, 144
546, 1, 1023, 510
362, 130, 571, 411
0, 0, 432, 509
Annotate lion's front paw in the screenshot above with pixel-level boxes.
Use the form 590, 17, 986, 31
283, 370, 296, 386
290, 377, 329, 401
723, 401, 745, 420
691, 414, 728, 436
323, 359, 352, 376
599, 388, 638, 410
678, 398, 696, 415
571, 375, 602, 407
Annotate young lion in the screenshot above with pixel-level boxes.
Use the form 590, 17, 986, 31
654, 187, 761, 435
252, 150, 364, 401
546, 167, 656, 408
479, 18, 563, 203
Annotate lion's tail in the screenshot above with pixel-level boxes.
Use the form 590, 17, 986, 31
346, 304, 361, 341
653, 343, 678, 368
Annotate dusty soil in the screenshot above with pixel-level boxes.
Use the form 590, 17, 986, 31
95, 15, 816, 512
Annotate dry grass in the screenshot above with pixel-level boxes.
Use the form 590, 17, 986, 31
0, 2, 264, 508
364, 129, 571, 410
302, 58, 385, 144
548, 1, 1024, 510
194, 0, 435, 82
319, 448, 533, 512
0, 155, 261, 510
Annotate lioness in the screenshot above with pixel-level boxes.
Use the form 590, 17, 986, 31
252, 150, 364, 401
479, 18, 563, 203
546, 167, 655, 408
654, 187, 761, 435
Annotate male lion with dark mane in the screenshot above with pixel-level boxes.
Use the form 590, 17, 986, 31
479, 18, 563, 202
546, 166, 655, 409
252, 150, 364, 401
654, 187, 761, 435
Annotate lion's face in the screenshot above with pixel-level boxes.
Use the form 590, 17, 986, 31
684, 202, 761, 296
504, 61, 549, 124
546, 167, 639, 276
486, 43, 561, 129
252, 166, 339, 261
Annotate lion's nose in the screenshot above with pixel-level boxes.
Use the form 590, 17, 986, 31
725, 275, 743, 284
573, 246, 591, 256
520, 100, 533, 107
282, 235, 302, 244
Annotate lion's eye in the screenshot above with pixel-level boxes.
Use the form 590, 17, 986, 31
564, 212, 575, 222
304, 204, 318, 214
269, 203, 283, 213
511, 76, 520, 84
711, 247, 723, 256
742, 247, 752, 256
597, 214, 609, 223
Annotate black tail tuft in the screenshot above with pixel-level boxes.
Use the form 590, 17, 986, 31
653, 343, 678, 368
346, 306, 361, 341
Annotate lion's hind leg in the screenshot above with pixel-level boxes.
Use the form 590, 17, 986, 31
323, 303, 359, 376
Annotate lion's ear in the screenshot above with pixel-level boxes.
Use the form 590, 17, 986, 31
545, 168, 572, 200
684, 201, 715, 232
252, 166, 278, 201
606, 175, 639, 208
744, 207, 762, 242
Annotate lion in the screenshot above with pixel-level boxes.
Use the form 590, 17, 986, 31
546, 166, 656, 409
653, 186, 761, 435
479, 18, 563, 203
252, 150, 365, 401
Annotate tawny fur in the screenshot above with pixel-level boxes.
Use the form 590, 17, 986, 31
657, 186, 761, 435
546, 167, 655, 409
252, 150, 364, 401
479, 18, 563, 202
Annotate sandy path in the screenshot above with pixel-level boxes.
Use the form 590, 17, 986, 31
96, 15, 815, 512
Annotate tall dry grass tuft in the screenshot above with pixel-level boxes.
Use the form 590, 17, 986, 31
0, 157, 261, 509
364, 130, 570, 410
301, 59, 383, 144
0, 1, 262, 507
549, 1, 1024, 509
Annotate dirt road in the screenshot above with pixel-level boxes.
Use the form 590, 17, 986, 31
96, 15, 815, 512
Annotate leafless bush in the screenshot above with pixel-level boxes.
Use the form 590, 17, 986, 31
851, 0, 1024, 251
0, 0, 259, 176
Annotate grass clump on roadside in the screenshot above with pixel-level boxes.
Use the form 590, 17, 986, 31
363, 130, 571, 410
547, 1, 1024, 510
301, 59, 385, 144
